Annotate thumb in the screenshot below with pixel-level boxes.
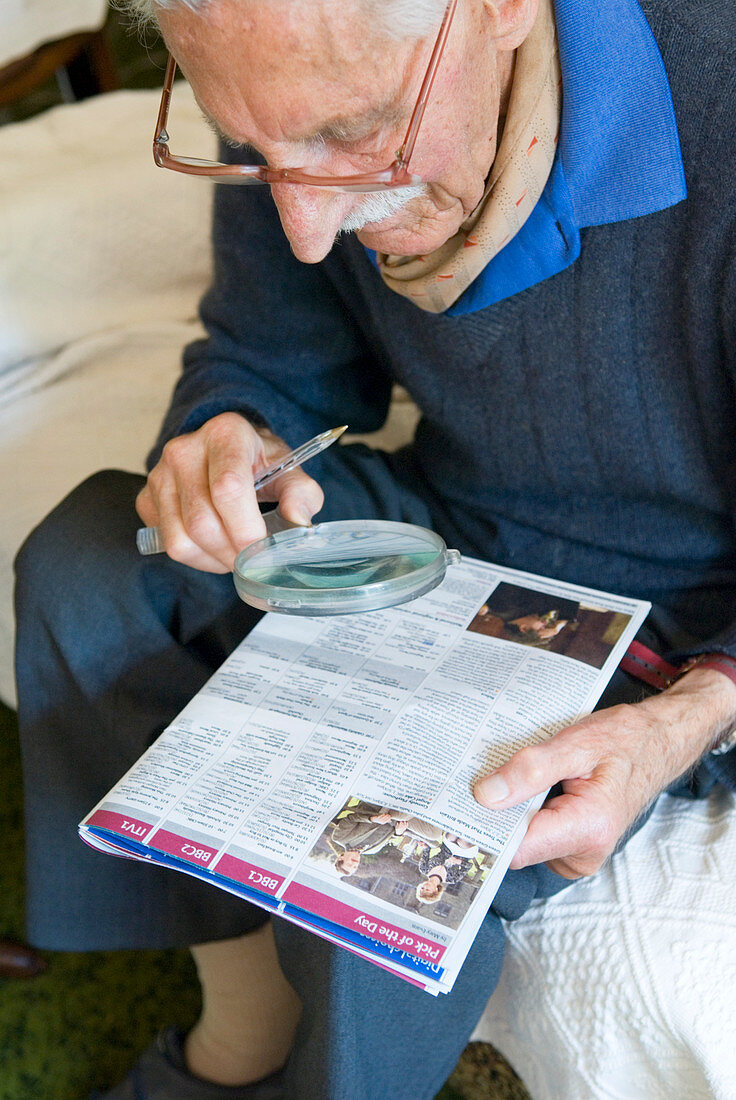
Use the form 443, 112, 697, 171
262, 467, 324, 527
473, 731, 598, 809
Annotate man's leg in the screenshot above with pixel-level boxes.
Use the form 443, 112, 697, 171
272, 861, 569, 1100
15, 470, 300, 1090
15, 469, 265, 950
273, 911, 504, 1100
187, 925, 300, 1086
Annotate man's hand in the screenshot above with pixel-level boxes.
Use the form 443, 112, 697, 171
474, 667, 736, 879
135, 413, 324, 572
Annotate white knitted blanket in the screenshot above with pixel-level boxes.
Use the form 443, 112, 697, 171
472, 788, 736, 1099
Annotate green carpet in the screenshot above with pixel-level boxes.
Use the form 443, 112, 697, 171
0, 702, 201, 1099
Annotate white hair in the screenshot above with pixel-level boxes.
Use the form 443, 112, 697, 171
119, 0, 447, 40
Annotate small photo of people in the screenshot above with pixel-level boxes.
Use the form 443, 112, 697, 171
466, 581, 632, 669
306, 798, 495, 931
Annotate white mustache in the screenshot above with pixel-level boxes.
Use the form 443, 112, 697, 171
338, 184, 429, 233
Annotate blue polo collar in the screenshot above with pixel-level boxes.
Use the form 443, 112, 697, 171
368, 0, 687, 316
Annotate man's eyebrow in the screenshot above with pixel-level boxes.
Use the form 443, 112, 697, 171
297, 101, 404, 147
200, 99, 403, 152
201, 113, 254, 151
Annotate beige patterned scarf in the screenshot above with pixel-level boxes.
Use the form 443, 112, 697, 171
376, 0, 561, 313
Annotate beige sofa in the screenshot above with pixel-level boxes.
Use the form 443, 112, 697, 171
0, 86, 211, 707
2, 87, 734, 1100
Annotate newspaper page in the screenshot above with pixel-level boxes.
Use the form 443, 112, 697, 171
80, 556, 649, 993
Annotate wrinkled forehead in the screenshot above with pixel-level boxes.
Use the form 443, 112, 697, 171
158, 0, 417, 144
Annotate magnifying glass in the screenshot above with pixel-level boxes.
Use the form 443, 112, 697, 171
234, 519, 461, 615
136, 426, 460, 614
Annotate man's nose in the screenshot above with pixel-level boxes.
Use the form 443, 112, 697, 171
271, 184, 353, 263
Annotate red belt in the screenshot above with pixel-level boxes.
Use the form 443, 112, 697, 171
621, 641, 736, 692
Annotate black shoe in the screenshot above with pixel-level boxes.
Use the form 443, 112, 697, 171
0, 938, 47, 980
91, 1028, 285, 1099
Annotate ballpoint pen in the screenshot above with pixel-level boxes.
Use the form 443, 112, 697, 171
135, 424, 348, 556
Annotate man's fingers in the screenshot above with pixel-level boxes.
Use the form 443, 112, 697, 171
135, 483, 158, 528
508, 788, 620, 876
141, 435, 241, 571
138, 415, 328, 572
474, 729, 599, 809
149, 471, 229, 573
155, 515, 238, 573
175, 460, 241, 570
259, 466, 324, 528
207, 433, 269, 555
470, 698, 712, 878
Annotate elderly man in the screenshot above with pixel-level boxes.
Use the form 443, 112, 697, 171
14, 0, 736, 1097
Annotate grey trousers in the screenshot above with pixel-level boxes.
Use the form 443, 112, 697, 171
15, 469, 572, 1099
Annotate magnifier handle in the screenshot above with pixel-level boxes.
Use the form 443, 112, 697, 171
135, 508, 301, 556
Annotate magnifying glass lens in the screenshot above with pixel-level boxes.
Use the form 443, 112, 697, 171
234, 521, 460, 615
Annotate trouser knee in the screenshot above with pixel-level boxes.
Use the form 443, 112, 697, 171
14, 467, 255, 711
14, 468, 146, 614
14, 470, 152, 713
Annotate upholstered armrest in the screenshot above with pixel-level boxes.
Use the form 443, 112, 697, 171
0, 86, 214, 705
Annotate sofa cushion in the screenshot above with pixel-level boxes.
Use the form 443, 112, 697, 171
0, 86, 215, 705
0, 84, 214, 403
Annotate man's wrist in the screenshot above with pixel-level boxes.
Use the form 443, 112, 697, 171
694, 656, 736, 753
668, 655, 736, 754
621, 643, 736, 756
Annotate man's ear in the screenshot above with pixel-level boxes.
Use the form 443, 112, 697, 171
481, 0, 539, 50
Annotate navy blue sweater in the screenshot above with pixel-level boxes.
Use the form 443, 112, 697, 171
151, 0, 736, 784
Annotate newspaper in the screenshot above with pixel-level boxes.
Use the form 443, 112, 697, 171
79, 556, 649, 995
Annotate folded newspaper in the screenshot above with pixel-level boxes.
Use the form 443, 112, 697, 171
79, 556, 649, 995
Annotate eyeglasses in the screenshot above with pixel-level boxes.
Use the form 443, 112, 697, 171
153, 0, 458, 193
